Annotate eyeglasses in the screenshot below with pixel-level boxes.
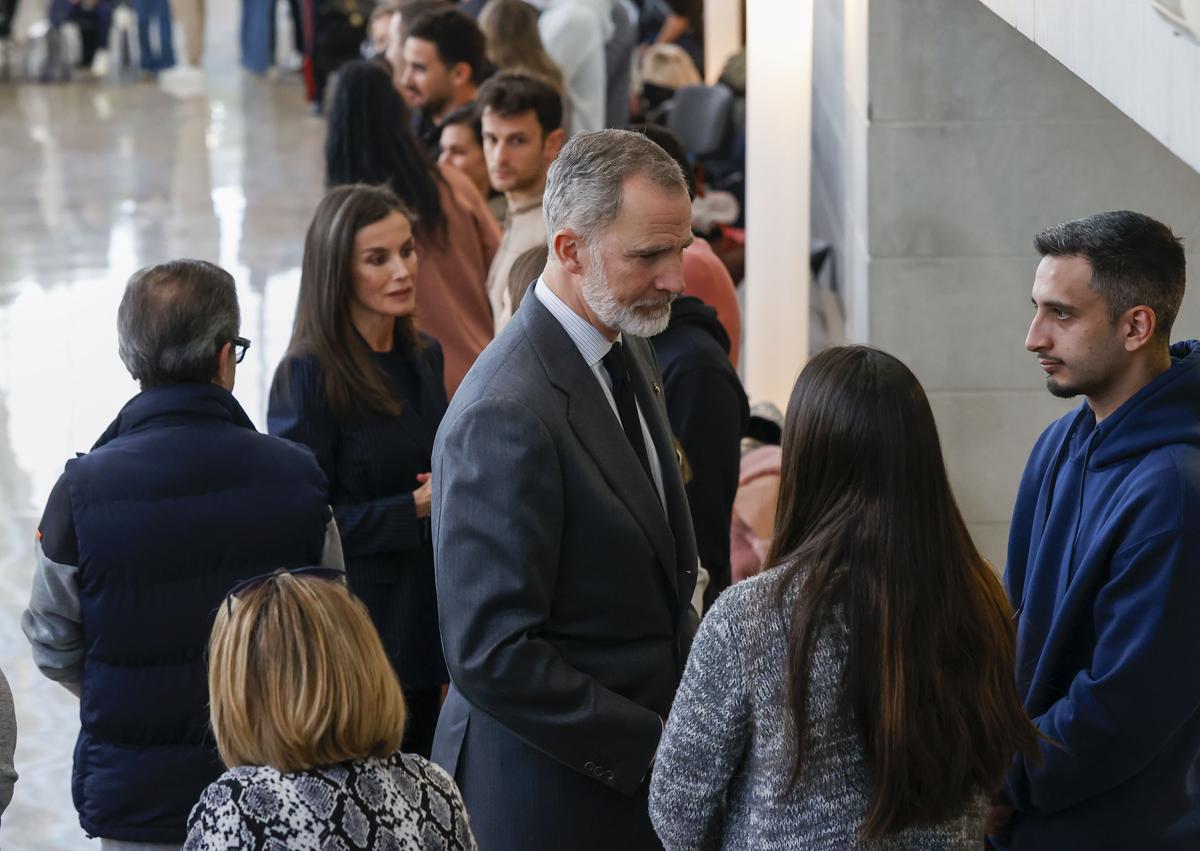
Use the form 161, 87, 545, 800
223, 566, 346, 614
231, 336, 251, 364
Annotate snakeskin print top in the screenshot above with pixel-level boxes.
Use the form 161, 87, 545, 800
184, 750, 477, 850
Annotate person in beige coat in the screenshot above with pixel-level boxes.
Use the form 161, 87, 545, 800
326, 60, 499, 395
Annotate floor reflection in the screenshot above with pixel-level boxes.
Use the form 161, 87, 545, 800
0, 5, 324, 844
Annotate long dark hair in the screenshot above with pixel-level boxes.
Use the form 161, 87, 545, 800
287, 184, 420, 421
764, 346, 1038, 838
324, 60, 448, 242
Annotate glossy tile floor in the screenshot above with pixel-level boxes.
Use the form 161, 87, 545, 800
0, 7, 325, 846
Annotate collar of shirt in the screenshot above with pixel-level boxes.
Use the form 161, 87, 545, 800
534, 277, 620, 370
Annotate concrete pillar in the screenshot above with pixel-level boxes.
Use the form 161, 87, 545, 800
825, 0, 1200, 565
704, 0, 743, 85
743, 0, 814, 408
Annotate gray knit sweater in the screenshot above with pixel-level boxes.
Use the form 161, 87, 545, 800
649, 569, 987, 850
0, 666, 16, 822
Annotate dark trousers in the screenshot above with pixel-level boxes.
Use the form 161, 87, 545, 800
300, 0, 366, 106
350, 573, 444, 759
0, 0, 19, 37
133, 0, 175, 70
51, 0, 113, 65
402, 686, 441, 759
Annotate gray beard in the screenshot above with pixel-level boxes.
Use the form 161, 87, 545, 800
579, 263, 672, 338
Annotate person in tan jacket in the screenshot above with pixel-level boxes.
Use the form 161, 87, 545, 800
326, 60, 499, 395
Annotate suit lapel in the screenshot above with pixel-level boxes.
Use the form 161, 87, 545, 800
519, 293, 679, 588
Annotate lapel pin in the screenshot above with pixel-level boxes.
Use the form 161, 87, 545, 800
653, 383, 661, 396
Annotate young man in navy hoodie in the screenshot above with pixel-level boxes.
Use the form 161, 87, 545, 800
993, 211, 1200, 850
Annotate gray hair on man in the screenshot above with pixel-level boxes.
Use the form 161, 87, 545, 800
117, 259, 240, 388
543, 128, 689, 244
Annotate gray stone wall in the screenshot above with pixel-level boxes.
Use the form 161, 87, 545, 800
813, 0, 1200, 567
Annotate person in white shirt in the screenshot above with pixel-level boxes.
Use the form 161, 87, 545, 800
537, 0, 612, 135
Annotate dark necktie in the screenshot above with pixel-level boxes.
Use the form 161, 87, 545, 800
601, 341, 654, 485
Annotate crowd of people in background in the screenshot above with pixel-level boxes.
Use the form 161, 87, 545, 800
3, 2, 1200, 851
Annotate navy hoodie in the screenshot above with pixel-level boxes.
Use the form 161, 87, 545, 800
1002, 340, 1200, 850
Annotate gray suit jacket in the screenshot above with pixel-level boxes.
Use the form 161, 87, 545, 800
431, 286, 699, 810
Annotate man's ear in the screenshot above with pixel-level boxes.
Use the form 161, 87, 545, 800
543, 128, 566, 162
449, 61, 473, 91
214, 341, 236, 390
1123, 305, 1159, 352
552, 229, 587, 276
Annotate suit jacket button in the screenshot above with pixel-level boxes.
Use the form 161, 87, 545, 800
585, 761, 595, 770
605, 770, 615, 781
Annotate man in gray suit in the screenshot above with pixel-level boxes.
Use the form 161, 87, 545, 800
431, 129, 700, 851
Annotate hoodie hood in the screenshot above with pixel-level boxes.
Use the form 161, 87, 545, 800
1080, 340, 1200, 469
667, 296, 732, 355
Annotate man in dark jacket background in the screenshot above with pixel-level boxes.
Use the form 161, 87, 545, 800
994, 211, 1200, 851
21, 259, 343, 849
651, 295, 748, 608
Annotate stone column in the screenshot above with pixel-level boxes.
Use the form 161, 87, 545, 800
743, 0, 814, 408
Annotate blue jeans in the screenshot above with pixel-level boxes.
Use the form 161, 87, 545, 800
134, 0, 175, 71
239, 0, 271, 74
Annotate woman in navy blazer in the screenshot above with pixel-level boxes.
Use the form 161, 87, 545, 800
268, 184, 449, 757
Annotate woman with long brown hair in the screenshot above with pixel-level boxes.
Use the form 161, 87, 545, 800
649, 345, 1039, 848
267, 184, 448, 759
325, 59, 499, 397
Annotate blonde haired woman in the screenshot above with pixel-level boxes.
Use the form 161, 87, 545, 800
477, 0, 564, 91
183, 568, 477, 850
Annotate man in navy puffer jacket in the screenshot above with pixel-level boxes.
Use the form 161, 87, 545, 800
993, 211, 1200, 850
21, 260, 343, 849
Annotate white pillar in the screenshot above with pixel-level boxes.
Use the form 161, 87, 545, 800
704, 0, 743, 85
743, 0, 813, 408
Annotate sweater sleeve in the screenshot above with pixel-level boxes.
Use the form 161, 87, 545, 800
21, 474, 84, 695
1007, 463, 1200, 814
267, 356, 426, 558
467, 177, 501, 276
649, 591, 750, 850
0, 667, 16, 821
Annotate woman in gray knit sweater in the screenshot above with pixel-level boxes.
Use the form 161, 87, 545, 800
650, 346, 1039, 850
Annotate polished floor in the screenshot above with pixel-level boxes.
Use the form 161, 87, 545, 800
0, 7, 326, 846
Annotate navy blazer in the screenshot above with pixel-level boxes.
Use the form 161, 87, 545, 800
268, 332, 449, 688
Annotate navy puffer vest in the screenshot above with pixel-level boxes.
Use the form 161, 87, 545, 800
64, 384, 330, 843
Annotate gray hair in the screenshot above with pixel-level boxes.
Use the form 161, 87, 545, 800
117, 260, 240, 387
543, 129, 689, 243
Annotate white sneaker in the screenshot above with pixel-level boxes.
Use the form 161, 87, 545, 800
91, 48, 109, 77
277, 50, 303, 73
158, 64, 206, 96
